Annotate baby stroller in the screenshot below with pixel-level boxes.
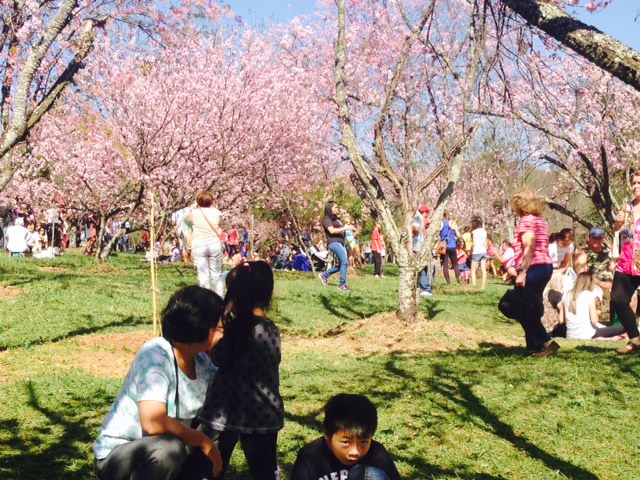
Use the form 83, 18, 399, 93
309, 245, 329, 271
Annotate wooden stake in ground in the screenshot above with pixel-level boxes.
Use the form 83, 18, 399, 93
149, 191, 159, 336
250, 213, 254, 259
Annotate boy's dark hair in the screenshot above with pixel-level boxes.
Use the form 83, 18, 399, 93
162, 286, 222, 344
323, 394, 378, 439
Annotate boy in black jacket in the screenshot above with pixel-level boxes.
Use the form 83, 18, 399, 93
291, 394, 401, 480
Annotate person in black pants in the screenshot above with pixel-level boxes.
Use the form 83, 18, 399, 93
371, 222, 384, 278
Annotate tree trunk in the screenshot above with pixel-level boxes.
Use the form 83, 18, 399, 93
99, 228, 126, 262
500, 0, 640, 92
397, 263, 419, 322
94, 216, 106, 262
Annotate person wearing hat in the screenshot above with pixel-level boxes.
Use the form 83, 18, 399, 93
573, 226, 614, 327
574, 227, 614, 291
412, 204, 433, 296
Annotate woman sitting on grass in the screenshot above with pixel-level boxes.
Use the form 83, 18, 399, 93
564, 272, 626, 341
93, 286, 224, 480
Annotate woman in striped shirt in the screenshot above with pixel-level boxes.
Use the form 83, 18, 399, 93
510, 188, 558, 357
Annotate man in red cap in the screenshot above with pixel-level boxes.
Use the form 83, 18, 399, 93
412, 204, 433, 296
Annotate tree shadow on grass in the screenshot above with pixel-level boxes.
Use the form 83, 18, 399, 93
2, 272, 81, 287
0, 315, 148, 351
318, 293, 371, 320
419, 299, 445, 320
381, 354, 600, 480
0, 380, 113, 480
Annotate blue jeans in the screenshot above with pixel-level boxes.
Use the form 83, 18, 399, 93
418, 256, 432, 293
349, 465, 390, 480
325, 242, 348, 286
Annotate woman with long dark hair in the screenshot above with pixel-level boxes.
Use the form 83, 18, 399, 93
318, 201, 355, 292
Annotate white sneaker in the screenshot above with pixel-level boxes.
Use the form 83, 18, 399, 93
419, 290, 433, 297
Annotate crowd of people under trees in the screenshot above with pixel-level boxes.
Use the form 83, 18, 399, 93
5, 177, 640, 477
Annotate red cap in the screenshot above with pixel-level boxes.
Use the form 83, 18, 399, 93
418, 205, 431, 213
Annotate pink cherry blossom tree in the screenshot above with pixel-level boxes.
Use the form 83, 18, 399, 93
8, 1, 336, 261
331, 0, 490, 321
0, 0, 158, 193
481, 33, 640, 239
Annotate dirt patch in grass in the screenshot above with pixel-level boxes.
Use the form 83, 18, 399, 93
1, 315, 519, 383
0, 332, 155, 383
285, 313, 520, 356
37, 266, 66, 273
75, 332, 156, 376
0, 285, 24, 299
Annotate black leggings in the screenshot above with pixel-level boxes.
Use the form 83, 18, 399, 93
215, 430, 278, 480
593, 324, 626, 338
440, 248, 460, 284
610, 271, 640, 338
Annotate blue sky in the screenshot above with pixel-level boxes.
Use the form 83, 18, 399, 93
574, 2, 639, 51
224, 0, 639, 51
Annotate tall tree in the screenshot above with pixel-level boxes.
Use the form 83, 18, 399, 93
480, 29, 640, 237
333, 0, 486, 322
0, 0, 154, 192
8, 2, 335, 260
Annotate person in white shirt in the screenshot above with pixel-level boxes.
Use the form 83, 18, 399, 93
93, 286, 224, 480
5, 218, 29, 256
25, 222, 40, 254
564, 272, 625, 340
548, 228, 574, 271
183, 192, 224, 296
470, 217, 488, 290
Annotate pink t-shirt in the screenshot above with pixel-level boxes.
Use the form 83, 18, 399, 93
501, 247, 515, 269
513, 214, 551, 268
227, 228, 239, 246
615, 218, 640, 276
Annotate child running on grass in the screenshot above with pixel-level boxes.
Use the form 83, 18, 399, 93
291, 394, 402, 480
198, 261, 284, 480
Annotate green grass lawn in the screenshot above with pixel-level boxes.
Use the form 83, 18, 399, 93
1, 252, 639, 479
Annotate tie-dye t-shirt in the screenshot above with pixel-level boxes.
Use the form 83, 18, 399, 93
93, 337, 216, 459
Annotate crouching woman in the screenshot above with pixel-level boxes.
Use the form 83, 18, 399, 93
93, 286, 224, 480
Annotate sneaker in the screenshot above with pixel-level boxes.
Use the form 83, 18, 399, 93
318, 273, 328, 286
338, 284, 351, 292
419, 290, 433, 297
530, 340, 560, 358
